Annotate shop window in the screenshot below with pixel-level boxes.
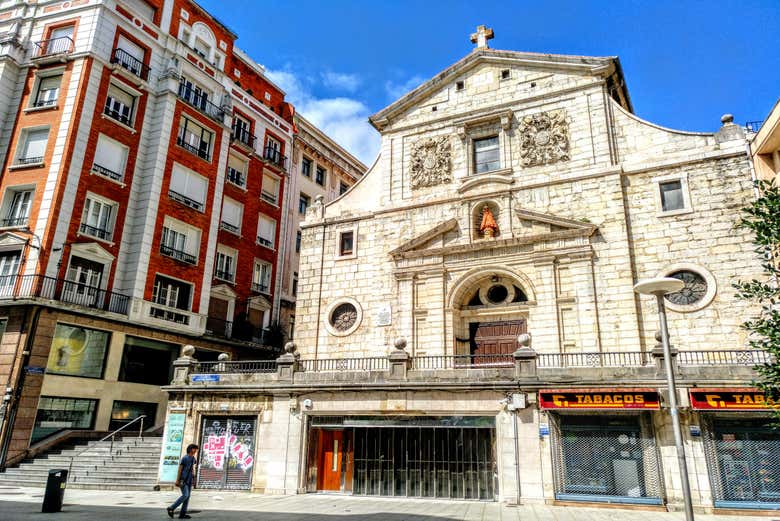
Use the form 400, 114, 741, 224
198, 417, 256, 490
103, 83, 137, 127
110, 400, 157, 432
45, 323, 111, 378
119, 335, 179, 386
257, 215, 276, 249
31, 397, 97, 443
473, 136, 500, 174
92, 134, 128, 182
31, 74, 62, 108
169, 163, 208, 211
14, 127, 49, 166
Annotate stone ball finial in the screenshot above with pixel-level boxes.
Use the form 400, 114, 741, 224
181, 344, 196, 358
315, 194, 325, 204
721, 114, 734, 125
655, 330, 663, 342
217, 352, 230, 362
394, 337, 407, 351
285, 342, 297, 354
517, 333, 532, 347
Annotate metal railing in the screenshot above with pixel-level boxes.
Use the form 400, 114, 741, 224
226, 167, 245, 186
299, 357, 389, 372
261, 190, 278, 205
67, 414, 145, 484
14, 156, 44, 166
79, 223, 112, 241
192, 360, 277, 374
256, 236, 273, 248
92, 163, 123, 181
0, 274, 130, 314
149, 303, 190, 325
410, 354, 514, 370
111, 48, 150, 81
677, 350, 773, 366
231, 128, 255, 149
177, 83, 224, 122
168, 189, 204, 211
31, 99, 57, 108
176, 136, 210, 161
262, 146, 287, 170
213, 268, 234, 281
160, 244, 197, 265
33, 36, 73, 58
0, 217, 28, 228
536, 351, 651, 368
251, 282, 269, 293
219, 221, 239, 234
103, 105, 132, 126
745, 120, 764, 133
204, 316, 270, 344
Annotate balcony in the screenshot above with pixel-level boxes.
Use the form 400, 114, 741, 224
205, 315, 270, 344
91, 163, 123, 182
177, 83, 224, 122
176, 136, 210, 161
231, 128, 255, 151
219, 221, 239, 234
128, 298, 206, 334
168, 189, 204, 211
160, 244, 197, 265
256, 236, 273, 248
103, 105, 132, 127
0, 274, 130, 315
79, 223, 113, 242
260, 190, 278, 205
111, 48, 151, 81
0, 217, 28, 228
213, 268, 234, 282
32, 36, 73, 59
262, 146, 287, 171
226, 167, 245, 187
251, 282, 269, 294
12, 156, 44, 167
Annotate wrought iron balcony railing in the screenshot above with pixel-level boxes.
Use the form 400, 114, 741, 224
160, 244, 197, 265
31, 99, 57, 109
92, 163, 123, 182
111, 48, 151, 81
262, 146, 287, 171
14, 156, 44, 166
214, 268, 234, 281
260, 190, 278, 205
168, 189, 204, 211
0, 217, 28, 228
745, 120, 764, 133
219, 221, 239, 234
256, 236, 273, 248
103, 105, 132, 126
251, 282, 269, 293
231, 128, 255, 149
0, 274, 130, 315
226, 167, 245, 186
177, 83, 224, 122
79, 223, 113, 241
204, 315, 271, 344
176, 136, 210, 161
33, 36, 73, 58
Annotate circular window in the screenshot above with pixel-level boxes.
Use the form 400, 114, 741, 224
486, 284, 509, 304
324, 298, 363, 337
658, 264, 716, 313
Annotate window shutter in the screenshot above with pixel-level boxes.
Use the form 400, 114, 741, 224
221, 199, 242, 227
228, 155, 246, 173
94, 134, 127, 175
258, 216, 275, 246
116, 35, 144, 62
22, 129, 48, 159
186, 172, 207, 204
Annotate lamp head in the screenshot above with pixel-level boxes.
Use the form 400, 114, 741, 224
633, 277, 684, 296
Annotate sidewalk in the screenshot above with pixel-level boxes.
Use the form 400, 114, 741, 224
0, 485, 774, 520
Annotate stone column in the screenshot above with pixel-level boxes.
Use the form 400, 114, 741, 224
171, 344, 196, 385
513, 334, 537, 378
387, 338, 410, 380
277, 342, 299, 382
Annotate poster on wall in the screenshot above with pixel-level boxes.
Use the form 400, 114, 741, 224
198, 417, 256, 490
159, 412, 186, 482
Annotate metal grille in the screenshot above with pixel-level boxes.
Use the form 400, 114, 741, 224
197, 417, 256, 490
702, 416, 780, 508
550, 414, 664, 504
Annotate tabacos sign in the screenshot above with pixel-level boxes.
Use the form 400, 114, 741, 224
689, 388, 775, 410
539, 389, 660, 410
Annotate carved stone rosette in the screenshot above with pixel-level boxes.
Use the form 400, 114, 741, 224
409, 136, 451, 190
519, 110, 570, 166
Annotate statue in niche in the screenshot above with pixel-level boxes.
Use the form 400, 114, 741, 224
480, 206, 499, 239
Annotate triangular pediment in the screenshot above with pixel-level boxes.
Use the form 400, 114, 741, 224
370, 48, 630, 130
0, 232, 28, 251
390, 211, 596, 260
210, 284, 237, 300
70, 242, 115, 263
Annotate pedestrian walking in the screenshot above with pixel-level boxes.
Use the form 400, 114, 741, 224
166, 443, 199, 519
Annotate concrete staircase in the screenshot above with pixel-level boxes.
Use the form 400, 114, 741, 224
0, 436, 163, 490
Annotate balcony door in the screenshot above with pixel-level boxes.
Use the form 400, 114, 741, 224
0, 250, 21, 296
470, 320, 526, 365
63, 256, 104, 307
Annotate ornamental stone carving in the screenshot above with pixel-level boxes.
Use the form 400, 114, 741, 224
410, 137, 451, 190
518, 110, 570, 166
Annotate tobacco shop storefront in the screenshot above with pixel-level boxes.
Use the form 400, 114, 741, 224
540, 389, 665, 505
691, 388, 780, 510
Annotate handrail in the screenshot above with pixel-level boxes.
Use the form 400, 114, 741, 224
67, 415, 146, 483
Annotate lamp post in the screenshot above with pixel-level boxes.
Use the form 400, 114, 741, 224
634, 277, 694, 521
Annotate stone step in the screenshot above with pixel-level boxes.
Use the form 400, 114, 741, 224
29, 456, 161, 465
2, 468, 157, 478
0, 476, 157, 491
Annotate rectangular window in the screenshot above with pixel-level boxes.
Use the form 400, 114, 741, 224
215, 248, 236, 282
32, 74, 62, 108
659, 180, 685, 212
257, 215, 276, 249
301, 157, 312, 177
161, 219, 200, 264
104, 83, 136, 126
339, 181, 349, 195
92, 134, 128, 182
177, 116, 213, 161
2, 188, 32, 227
169, 164, 208, 211
226, 154, 247, 187
39, 25, 74, 56
220, 197, 242, 234
264, 136, 283, 166
113, 35, 147, 79
80, 195, 117, 241
122, 0, 156, 21
231, 114, 253, 147
63, 255, 104, 307
252, 260, 272, 293
31, 397, 98, 443
299, 193, 310, 215
473, 136, 500, 174
261, 174, 280, 204
110, 400, 157, 432
295, 230, 302, 253
292, 272, 298, 297
152, 274, 192, 310
315, 166, 326, 186
46, 323, 111, 378
193, 37, 211, 60
339, 231, 354, 256
0, 251, 21, 293
118, 336, 179, 386
15, 128, 49, 165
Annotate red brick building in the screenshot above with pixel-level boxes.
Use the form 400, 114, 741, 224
0, 0, 294, 466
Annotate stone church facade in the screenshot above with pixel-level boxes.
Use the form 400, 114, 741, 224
165, 31, 775, 513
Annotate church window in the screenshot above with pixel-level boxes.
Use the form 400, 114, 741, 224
659, 180, 684, 212
339, 231, 354, 256
473, 136, 500, 174
330, 303, 357, 332
665, 270, 707, 306
654, 174, 692, 216
486, 284, 508, 304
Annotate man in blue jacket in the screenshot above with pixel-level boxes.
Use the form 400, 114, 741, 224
167, 443, 199, 519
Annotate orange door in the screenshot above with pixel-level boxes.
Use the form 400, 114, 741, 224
317, 430, 344, 491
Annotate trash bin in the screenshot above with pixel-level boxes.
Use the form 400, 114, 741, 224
41, 469, 67, 513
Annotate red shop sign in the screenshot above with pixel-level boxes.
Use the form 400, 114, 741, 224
539, 389, 660, 410
689, 388, 775, 411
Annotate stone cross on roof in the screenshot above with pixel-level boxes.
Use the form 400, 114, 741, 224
470, 25, 494, 49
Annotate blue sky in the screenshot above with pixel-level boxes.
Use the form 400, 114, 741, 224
200, 0, 778, 164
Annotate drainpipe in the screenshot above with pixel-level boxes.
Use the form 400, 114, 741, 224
0, 305, 42, 469
513, 409, 521, 505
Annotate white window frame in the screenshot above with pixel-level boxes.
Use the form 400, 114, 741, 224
103, 82, 138, 128
79, 192, 118, 243
92, 133, 129, 184
161, 216, 201, 264
177, 115, 213, 161
226, 153, 248, 188
169, 163, 208, 211
152, 273, 193, 311
335, 226, 357, 260
29, 70, 63, 109
220, 197, 243, 235
256, 215, 276, 250
0, 186, 34, 228
13, 126, 49, 167
252, 259, 272, 294
214, 245, 237, 283
261, 173, 280, 205
653, 173, 693, 217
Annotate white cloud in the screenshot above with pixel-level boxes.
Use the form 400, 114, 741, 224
321, 71, 362, 93
267, 67, 380, 166
384, 75, 426, 100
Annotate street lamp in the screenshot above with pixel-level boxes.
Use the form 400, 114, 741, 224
634, 277, 694, 521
